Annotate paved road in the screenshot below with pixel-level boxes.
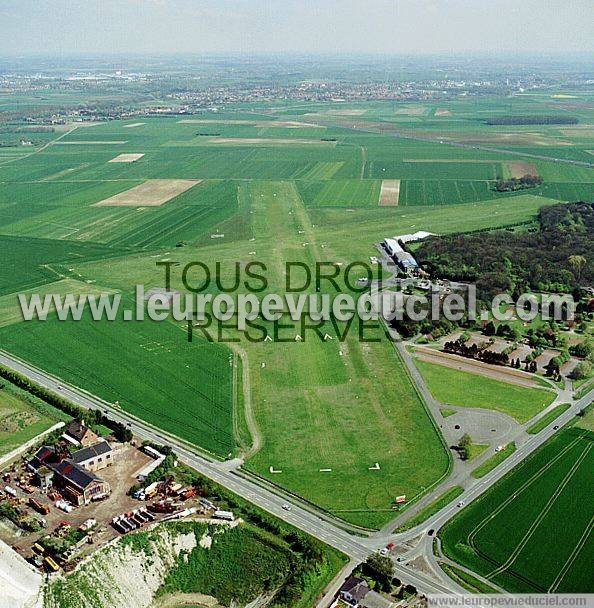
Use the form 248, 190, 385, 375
392, 386, 593, 542
0, 350, 461, 595
2, 344, 592, 596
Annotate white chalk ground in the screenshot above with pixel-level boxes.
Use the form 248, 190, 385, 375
108, 153, 145, 163
41, 523, 224, 608
122, 123, 145, 128
0, 540, 43, 608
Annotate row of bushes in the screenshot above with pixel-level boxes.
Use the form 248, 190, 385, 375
0, 364, 132, 443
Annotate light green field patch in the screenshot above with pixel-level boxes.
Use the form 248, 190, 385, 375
394, 106, 427, 116
0, 278, 119, 328
0, 386, 58, 456
300, 162, 345, 180
413, 358, 555, 423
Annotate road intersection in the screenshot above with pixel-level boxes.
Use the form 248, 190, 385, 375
0, 347, 591, 598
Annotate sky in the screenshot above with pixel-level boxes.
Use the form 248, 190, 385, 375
1, 0, 593, 56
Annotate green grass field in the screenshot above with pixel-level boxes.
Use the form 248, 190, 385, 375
0, 97, 592, 529
440, 428, 594, 592
527, 403, 571, 434
395, 486, 463, 532
413, 358, 555, 423
0, 310, 235, 457
0, 382, 64, 455
471, 443, 516, 479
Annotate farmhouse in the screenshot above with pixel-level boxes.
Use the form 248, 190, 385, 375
338, 577, 395, 608
340, 577, 371, 606
62, 420, 99, 447
27, 444, 111, 504
71, 440, 114, 472
52, 460, 111, 506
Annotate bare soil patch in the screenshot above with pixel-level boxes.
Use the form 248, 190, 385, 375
93, 179, 201, 207
324, 108, 367, 116
108, 153, 145, 163
122, 122, 145, 128
178, 119, 320, 128
395, 106, 426, 115
379, 179, 400, 206
507, 161, 539, 178
5, 445, 154, 556
560, 128, 594, 138
456, 133, 572, 146
178, 119, 256, 125
404, 159, 503, 164
151, 592, 221, 608
435, 109, 452, 116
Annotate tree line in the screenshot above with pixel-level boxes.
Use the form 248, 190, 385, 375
485, 115, 578, 125
0, 364, 132, 443
415, 202, 593, 300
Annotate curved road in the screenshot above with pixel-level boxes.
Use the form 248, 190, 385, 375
0, 348, 592, 597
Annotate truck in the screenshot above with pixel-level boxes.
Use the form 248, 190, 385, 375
44, 556, 60, 572
213, 510, 234, 522
55, 500, 74, 513
29, 497, 50, 515
179, 487, 196, 500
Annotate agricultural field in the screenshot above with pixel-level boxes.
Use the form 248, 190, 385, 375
412, 358, 555, 423
0, 382, 63, 456
0, 95, 592, 528
52, 180, 451, 529
0, 310, 235, 457
440, 426, 594, 592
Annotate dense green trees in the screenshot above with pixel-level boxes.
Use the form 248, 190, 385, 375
494, 175, 543, 192
486, 116, 578, 125
416, 202, 593, 298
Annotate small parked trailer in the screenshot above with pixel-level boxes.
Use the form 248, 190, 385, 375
111, 518, 127, 534
140, 508, 155, 521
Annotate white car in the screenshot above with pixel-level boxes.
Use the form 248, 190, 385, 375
281, 504, 291, 511
379, 548, 389, 556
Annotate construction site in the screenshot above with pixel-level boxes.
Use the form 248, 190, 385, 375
0, 420, 234, 575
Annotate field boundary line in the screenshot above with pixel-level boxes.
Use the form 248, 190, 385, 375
548, 514, 594, 592
467, 433, 585, 551
486, 443, 591, 579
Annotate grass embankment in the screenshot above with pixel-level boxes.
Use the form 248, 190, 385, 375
0, 379, 68, 455
136, 448, 348, 608
467, 443, 488, 461
471, 443, 516, 478
395, 486, 463, 532
440, 563, 500, 593
526, 404, 571, 434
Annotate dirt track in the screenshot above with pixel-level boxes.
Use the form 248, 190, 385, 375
412, 346, 548, 389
